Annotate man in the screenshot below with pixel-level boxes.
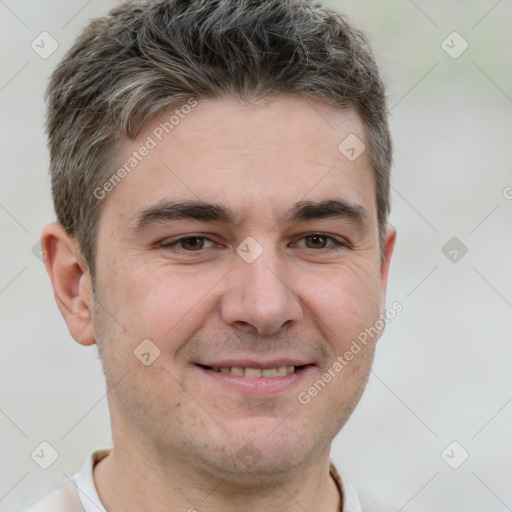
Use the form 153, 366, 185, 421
25, 0, 396, 510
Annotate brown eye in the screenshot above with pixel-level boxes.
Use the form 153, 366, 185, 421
304, 234, 329, 249
158, 236, 216, 252
180, 237, 205, 251
295, 234, 345, 250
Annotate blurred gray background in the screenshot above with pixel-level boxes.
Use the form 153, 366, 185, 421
1, 1, 511, 510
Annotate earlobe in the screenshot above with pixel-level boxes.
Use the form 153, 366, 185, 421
41, 222, 96, 346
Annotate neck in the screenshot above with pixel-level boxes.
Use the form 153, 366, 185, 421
93, 439, 341, 512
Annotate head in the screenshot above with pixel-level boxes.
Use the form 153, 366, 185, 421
43, 0, 396, 486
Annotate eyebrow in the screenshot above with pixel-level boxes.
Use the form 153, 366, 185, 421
131, 198, 369, 231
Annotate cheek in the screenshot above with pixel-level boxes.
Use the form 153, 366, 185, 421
301, 257, 382, 337
96, 261, 239, 369
97, 257, 211, 331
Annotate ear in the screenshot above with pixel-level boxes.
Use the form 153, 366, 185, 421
379, 224, 397, 313
41, 222, 96, 346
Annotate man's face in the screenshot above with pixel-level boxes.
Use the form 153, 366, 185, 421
90, 97, 395, 481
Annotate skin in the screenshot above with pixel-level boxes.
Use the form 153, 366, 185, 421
42, 96, 396, 512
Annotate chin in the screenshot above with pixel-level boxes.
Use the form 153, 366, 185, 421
190, 423, 318, 484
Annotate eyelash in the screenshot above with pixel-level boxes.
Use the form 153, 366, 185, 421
156, 233, 348, 253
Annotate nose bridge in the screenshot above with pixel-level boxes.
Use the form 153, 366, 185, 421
220, 237, 302, 335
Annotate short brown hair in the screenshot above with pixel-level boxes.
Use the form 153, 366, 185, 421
45, 0, 392, 278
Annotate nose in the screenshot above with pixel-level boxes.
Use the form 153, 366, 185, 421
220, 243, 303, 336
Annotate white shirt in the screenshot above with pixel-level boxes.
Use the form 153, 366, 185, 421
23, 447, 362, 511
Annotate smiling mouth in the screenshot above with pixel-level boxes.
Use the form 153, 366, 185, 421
197, 364, 308, 378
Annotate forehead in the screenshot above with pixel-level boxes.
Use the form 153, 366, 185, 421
102, 96, 376, 227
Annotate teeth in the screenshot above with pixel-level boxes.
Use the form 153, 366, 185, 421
230, 366, 244, 376
277, 366, 287, 377
210, 365, 298, 377
245, 368, 262, 378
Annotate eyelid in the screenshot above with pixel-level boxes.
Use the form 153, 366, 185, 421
292, 232, 348, 248
155, 234, 218, 250
156, 232, 349, 252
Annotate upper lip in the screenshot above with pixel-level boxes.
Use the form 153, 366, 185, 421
197, 359, 313, 369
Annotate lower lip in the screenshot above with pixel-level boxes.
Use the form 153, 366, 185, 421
195, 365, 314, 395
